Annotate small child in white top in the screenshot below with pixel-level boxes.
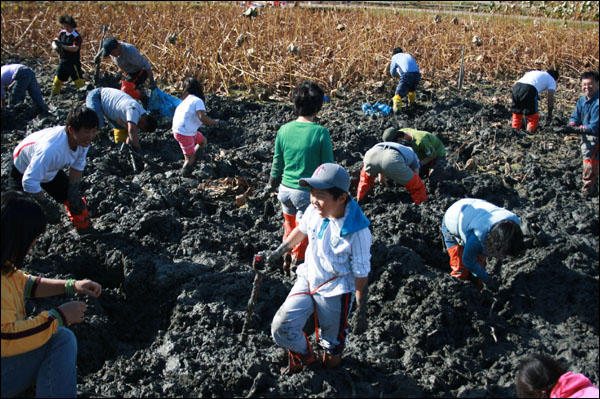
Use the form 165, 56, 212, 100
171, 77, 218, 174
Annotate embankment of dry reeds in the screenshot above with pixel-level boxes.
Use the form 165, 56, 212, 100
1, 2, 598, 96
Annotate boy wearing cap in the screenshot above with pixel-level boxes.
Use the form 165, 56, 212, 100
356, 130, 427, 204
268, 163, 371, 373
94, 38, 156, 101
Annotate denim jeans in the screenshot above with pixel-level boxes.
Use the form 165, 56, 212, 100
395, 71, 421, 98
86, 88, 120, 130
1, 327, 78, 398
11, 67, 47, 112
277, 185, 310, 219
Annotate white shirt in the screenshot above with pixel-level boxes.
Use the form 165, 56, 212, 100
99, 88, 145, 128
13, 126, 89, 194
297, 203, 371, 297
517, 71, 556, 94
172, 94, 206, 136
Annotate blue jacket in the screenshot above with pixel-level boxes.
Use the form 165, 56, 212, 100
570, 91, 599, 135
389, 53, 419, 77
443, 198, 520, 282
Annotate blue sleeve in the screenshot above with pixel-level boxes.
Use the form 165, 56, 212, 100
585, 101, 599, 134
462, 232, 489, 282
569, 98, 582, 125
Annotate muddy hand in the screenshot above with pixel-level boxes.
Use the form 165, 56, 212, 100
75, 279, 102, 298
58, 300, 87, 324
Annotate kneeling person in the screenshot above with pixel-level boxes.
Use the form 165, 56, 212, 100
357, 135, 426, 204
442, 198, 524, 289
269, 163, 371, 373
9, 105, 98, 232
85, 87, 156, 152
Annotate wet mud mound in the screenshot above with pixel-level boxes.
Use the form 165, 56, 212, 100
1, 55, 598, 398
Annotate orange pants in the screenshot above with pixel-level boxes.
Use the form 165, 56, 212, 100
283, 213, 308, 263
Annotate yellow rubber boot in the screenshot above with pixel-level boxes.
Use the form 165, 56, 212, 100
51, 76, 63, 95
73, 78, 85, 89
113, 128, 128, 144
407, 91, 416, 106
392, 94, 402, 113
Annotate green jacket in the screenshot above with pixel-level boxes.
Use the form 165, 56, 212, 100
400, 128, 446, 160
271, 121, 334, 190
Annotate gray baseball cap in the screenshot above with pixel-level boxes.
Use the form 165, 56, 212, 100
102, 38, 119, 56
299, 163, 350, 193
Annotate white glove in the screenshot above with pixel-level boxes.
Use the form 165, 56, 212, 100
51, 41, 58, 50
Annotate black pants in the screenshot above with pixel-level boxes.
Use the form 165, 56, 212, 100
57, 58, 83, 82
511, 82, 538, 115
9, 165, 69, 203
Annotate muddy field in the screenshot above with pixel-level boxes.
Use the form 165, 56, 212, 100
1, 55, 598, 398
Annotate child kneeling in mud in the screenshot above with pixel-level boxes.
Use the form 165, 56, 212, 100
516, 353, 599, 398
171, 77, 220, 176
267, 163, 371, 373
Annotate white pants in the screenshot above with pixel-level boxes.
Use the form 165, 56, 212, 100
271, 276, 354, 356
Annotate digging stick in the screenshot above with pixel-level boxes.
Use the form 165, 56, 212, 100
240, 253, 266, 344
458, 44, 465, 90
94, 25, 107, 85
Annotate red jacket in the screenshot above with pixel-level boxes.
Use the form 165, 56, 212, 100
551, 372, 599, 398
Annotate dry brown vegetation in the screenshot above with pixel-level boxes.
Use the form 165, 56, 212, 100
1, 2, 598, 96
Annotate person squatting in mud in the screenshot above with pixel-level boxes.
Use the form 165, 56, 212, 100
94, 38, 156, 105
266, 80, 334, 274
516, 353, 599, 398
569, 70, 599, 197
356, 128, 427, 205
441, 198, 524, 290
1, 64, 49, 113
172, 77, 221, 176
1, 191, 102, 398
389, 46, 421, 113
511, 69, 559, 133
85, 87, 157, 153
8, 105, 99, 233
50, 15, 85, 96
268, 163, 371, 373
382, 127, 448, 187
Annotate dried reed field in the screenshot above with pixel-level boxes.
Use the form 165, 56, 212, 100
1, 2, 598, 95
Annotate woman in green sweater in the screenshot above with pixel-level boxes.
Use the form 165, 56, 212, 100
268, 81, 334, 274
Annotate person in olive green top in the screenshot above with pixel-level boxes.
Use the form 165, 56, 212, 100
383, 127, 447, 184
267, 81, 334, 274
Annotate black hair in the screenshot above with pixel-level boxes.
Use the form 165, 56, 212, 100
182, 77, 205, 102
392, 47, 403, 55
1, 191, 47, 275
516, 354, 565, 398
140, 114, 157, 133
67, 106, 99, 132
486, 219, 524, 258
546, 69, 559, 82
580, 71, 599, 82
326, 186, 350, 204
291, 80, 324, 117
59, 15, 77, 29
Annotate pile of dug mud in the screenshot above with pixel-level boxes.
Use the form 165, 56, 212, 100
1, 55, 598, 398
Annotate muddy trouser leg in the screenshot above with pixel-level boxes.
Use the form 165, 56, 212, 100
313, 291, 353, 356
12, 68, 46, 111
271, 277, 315, 356
581, 135, 599, 194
